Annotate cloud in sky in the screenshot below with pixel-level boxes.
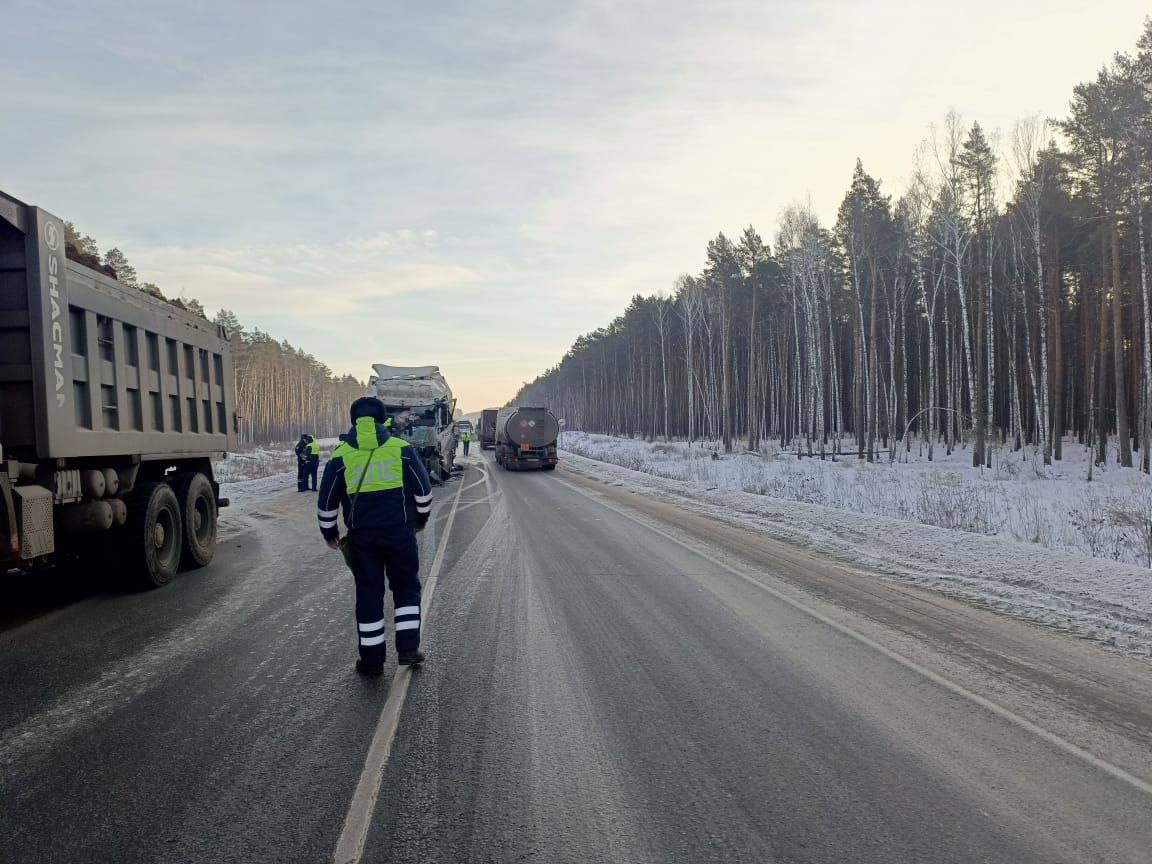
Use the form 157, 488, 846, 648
2, 0, 1148, 411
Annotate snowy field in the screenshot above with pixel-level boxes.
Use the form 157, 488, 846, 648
561, 432, 1152, 656
213, 439, 340, 505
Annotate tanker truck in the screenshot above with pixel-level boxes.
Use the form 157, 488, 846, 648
0, 188, 238, 587
494, 406, 559, 471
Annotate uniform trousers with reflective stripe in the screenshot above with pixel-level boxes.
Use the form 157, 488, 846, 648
344, 528, 421, 663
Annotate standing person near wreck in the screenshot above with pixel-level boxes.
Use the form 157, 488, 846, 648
317, 397, 434, 676
305, 435, 321, 490
295, 433, 317, 492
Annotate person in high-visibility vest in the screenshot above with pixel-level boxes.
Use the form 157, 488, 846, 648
305, 436, 321, 491
295, 433, 315, 492
460, 429, 472, 456
317, 397, 433, 675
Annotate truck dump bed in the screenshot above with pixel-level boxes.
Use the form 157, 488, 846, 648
0, 190, 237, 462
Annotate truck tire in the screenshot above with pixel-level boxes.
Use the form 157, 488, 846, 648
541, 464, 556, 471
122, 483, 183, 588
174, 472, 217, 569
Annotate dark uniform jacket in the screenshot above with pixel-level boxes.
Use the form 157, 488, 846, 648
295, 435, 312, 462
316, 418, 433, 541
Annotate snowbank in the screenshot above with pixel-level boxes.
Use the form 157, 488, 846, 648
561, 432, 1152, 656
212, 447, 296, 485
213, 440, 339, 505
562, 433, 1152, 566
218, 470, 297, 507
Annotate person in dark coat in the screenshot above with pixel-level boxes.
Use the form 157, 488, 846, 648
294, 433, 313, 493
317, 398, 433, 675
305, 436, 321, 490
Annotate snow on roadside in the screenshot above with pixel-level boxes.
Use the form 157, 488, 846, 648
213, 440, 339, 507
218, 470, 297, 507
562, 432, 1152, 566
560, 433, 1152, 657
213, 448, 295, 485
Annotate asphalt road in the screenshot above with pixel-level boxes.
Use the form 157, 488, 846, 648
3, 452, 1152, 863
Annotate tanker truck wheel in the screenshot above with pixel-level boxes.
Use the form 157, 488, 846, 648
174, 472, 217, 569
122, 483, 183, 588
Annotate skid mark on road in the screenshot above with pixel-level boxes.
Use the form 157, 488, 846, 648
554, 475, 1152, 800
331, 470, 466, 864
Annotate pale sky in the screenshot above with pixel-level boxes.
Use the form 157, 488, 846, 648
2, 1, 1147, 412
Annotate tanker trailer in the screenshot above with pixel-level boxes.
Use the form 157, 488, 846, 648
494, 407, 559, 471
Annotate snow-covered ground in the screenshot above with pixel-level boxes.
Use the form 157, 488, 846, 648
213, 438, 341, 505
561, 432, 1152, 656
213, 447, 296, 485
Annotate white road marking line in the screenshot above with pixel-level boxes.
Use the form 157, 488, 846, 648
554, 476, 1152, 800
459, 475, 488, 494
477, 459, 502, 506
331, 472, 466, 864
427, 495, 491, 526
442, 496, 491, 516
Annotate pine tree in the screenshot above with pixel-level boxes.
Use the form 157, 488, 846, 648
102, 247, 138, 288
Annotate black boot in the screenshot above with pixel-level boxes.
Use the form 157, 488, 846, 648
356, 658, 385, 677
397, 649, 425, 667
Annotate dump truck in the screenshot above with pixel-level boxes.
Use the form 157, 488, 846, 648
1, 188, 237, 587
478, 409, 497, 450
368, 364, 457, 483
494, 406, 559, 471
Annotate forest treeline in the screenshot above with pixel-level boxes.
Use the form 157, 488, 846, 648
63, 225, 362, 445
211, 310, 364, 444
516, 20, 1152, 473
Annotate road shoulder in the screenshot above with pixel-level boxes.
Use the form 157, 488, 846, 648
556, 462, 1152, 789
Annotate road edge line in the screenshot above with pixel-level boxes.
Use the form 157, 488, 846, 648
331, 472, 467, 864
554, 475, 1152, 800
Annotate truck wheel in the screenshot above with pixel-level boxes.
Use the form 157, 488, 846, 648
174, 473, 217, 569
541, 464, 556, 471
123, 483, 183, 588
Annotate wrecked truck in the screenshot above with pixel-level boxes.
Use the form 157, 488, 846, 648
367, 364, 458, 484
